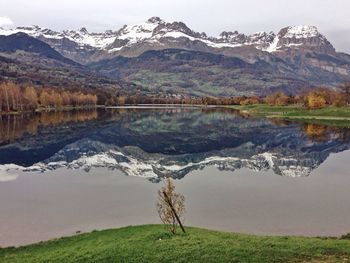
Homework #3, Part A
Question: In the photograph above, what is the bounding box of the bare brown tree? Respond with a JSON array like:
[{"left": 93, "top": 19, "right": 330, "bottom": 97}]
[
  {"left": 339, "top": 83, "right": 350, "bottom": 105},
  {"left": 157, "top": 177, "right": 186, "bottom": 234}
]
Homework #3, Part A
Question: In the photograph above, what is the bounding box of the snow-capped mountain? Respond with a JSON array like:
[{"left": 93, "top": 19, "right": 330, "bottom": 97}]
[
  {"left": 0, "top": 17, "right": 336, "bottom": 64},
  {"left": 0, "top": 25, "right": 118, "bottom": 49},
  {"left": 1, "top": 17, "right": 349, "bottom": 95},
  {"left": 268, "top": 25, "right": 335, "bottom": 53}
]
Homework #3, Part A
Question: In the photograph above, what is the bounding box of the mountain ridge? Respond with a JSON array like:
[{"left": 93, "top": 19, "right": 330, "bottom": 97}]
[
  {"left": 0, "top": 32, "right": 79, "bottom": 65},
  {"left": 0, "top": 17, "right": 350, "bottom": 96},
  {"left": 0, "top": 17, "right": 338, "bottom": 63}
]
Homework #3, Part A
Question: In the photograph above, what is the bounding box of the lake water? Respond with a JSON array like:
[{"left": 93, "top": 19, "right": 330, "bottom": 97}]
[{"left": 0, "top": 108, "right": 350, "bottom": 247}]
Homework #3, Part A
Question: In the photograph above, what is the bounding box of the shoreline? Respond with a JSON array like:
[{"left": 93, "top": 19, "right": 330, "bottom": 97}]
[
  {"left": 228, "top": 104, "right": 350, "bottom": 124},
  {"left": 0, "top": 105, "right": 100, "bottom": 116},
  {"left": 2, "top": 104, "right": 350, "bottom": 122},
  {"left": 2, "top": 223, "right": 350, "bottom": 248},
  {"left": 1, "top": 161, "right": 350, "bottom": 248},
  {"left": 2, "top": 222, "right": 349, "bottom": 249},
  {"left": 1, "top": 225, "right": 350, "bottom": 263},
  {"left": 0, "top": 104, "right": 212, "bottom": 115}
]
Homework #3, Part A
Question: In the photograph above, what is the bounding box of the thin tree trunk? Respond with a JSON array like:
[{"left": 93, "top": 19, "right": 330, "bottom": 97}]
[
  {"left": 163, "top": 191, "right": 186, "bottom": 233},
  {"left": 4, "top": 88, "right": 10, "bottom": 112}
]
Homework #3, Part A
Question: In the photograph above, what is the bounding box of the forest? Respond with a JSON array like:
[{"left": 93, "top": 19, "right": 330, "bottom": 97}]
[
  {"left": 111, "top": 83, "right": 350, "bottom": 109},
  {"left": 1, "top": 81, "right": 349, "bottom": 113},
  {"left": 0, "top": 82, "right": 98, "bottom": 112}
]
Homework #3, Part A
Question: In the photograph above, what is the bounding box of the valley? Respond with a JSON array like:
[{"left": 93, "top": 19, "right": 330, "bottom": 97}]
[{"left": 0, "top": 17, "right": 350, "bottom": 97}]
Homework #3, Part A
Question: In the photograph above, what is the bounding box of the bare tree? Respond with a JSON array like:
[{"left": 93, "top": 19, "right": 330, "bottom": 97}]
[
  {"left": 339, "top": 83, "right": 350, "bottom": 105},
  {"left": 2, "top": 83, "right": 10, "bottom": 111},
  {"left": 157, "top": 177, "right": 186, "bottom": 234}
]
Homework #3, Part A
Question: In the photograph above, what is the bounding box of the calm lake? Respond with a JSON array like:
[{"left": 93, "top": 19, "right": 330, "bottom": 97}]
[{"left": 0, "top": 107, "right": 350, "bottom": 247}]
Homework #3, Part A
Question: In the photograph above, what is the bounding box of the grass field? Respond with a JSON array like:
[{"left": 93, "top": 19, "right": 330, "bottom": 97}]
[
  {"left": 230, "top": 105, "right": 350, "bottom": 126},
  {"left": 1, "top": 225, "right": 350, "bottom": 263}
]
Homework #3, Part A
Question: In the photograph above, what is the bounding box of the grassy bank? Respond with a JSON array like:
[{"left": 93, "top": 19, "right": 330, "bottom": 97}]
[
  {"left": 230, "top": 104, "right": 350, "bottom": 125},
  {"left": 1, "top": 225, "right": 350, "bottom": 263}
]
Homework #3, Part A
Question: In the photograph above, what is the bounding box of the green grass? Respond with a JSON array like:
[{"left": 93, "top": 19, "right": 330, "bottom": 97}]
[
  {"left": 230, "top": 105, "right": 350, "bottom": 126},
  {"left": 1, "top": 225, "right": 350, "bottom": 263},
  {"left": 126, "top": 67, "right": 289, "bottom": 97}
]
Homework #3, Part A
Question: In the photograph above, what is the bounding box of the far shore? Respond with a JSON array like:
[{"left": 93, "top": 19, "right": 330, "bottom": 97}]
[
  {"left": 2, "top": 104, "right": 350, "bottom": 125},
  {"left": 228, "top": 104, "right": 350, "bottom": 125},
  {"left": 0, "top": 105, "right": 100, "bottom": 116},
  {"left": 0, "top": 104, "right": 215, "bottom": 115}
]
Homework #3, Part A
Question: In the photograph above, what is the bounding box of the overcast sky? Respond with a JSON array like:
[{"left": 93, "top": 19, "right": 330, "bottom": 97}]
[{"left": 0, "top": 0, "right": 349, "bottom": 52}]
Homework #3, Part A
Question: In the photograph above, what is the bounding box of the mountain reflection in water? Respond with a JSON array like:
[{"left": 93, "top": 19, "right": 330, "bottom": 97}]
[{"left": 0, "top": 108, "right": 349, "bottom": 181}]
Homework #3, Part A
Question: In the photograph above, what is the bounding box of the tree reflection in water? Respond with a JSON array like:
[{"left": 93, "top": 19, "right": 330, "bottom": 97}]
[{"left": 0, "top": 110, "right": 98, "bottom": 144}]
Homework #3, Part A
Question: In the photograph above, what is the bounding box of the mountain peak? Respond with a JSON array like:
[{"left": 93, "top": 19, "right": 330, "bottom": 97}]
[
  {"left": 16, "top": 25, "right": 42, "bottom": 31},
  {"left": 0, "top": 20, "right": 337, "bottom": 58},
  {"left": 274, "top": 25, "right": 334, "bottom": 53},
  {"left": 279, "top": 25, "right": 320, "bottom": 39},
  {"left": 79, "top": 27, "right": 89, "bottom": 34},
  {"left": 147, "top": 16, "right": 164, "bottom": 24}
]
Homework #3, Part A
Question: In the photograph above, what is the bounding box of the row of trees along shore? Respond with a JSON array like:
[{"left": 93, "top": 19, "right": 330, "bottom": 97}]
[
  {"left": 0, "top": 82, "right": 97, "bottom": 112},
  {"left": 264, "top": 84, "right": 350, "bottom": 109},
  {"left": 1, "top": 81, "right": 349, "bottom": 113},
  {"left": 112, "top": 83, "right": 350, "bottom": 109}
]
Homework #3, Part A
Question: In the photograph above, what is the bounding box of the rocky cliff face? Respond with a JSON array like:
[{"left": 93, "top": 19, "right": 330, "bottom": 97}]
[{"left": 274, "top": 26, "right": 335, "bottom": 53}]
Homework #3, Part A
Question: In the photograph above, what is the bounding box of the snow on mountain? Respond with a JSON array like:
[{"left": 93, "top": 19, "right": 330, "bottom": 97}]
[
  {"left": 0, "top": 25, "right": 118, "bottom": 49},
  {"left": 0, "top": 18, "right": 333, "bottom": 55},
  {"left": 0, "top": 143, "right": 315, "bottom": 181},
  {"left": 265, "top": 34, "right": 280, "bottom": 52},
  {"left": 283, "top": 25, "right": 320, "bottom": 39},
  {"left": 273, "top": 25, "right": 334, "bottom": 53},
  {"left": 116, "top": 17, "right": 163, "bottom": 44}
]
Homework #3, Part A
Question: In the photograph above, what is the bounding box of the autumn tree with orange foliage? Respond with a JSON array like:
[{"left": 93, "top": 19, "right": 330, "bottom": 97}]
[
  {"left": 305, "top": 90, "right": 327, "bottom": 109},
  {"left": 23, "top": 86, "right": 38, "bottom": 110},
  {"left": 265, "top": 92, "right": 291, "bottom": 106},
  {"left": 0, "top": 81, "right": 97, "bottom": 112},
  {"left": 240, "top": 97, "right": 260, "bottom": 105},
  {"left": 0, "top": 82, "right": 21, "bottom": 111}
]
